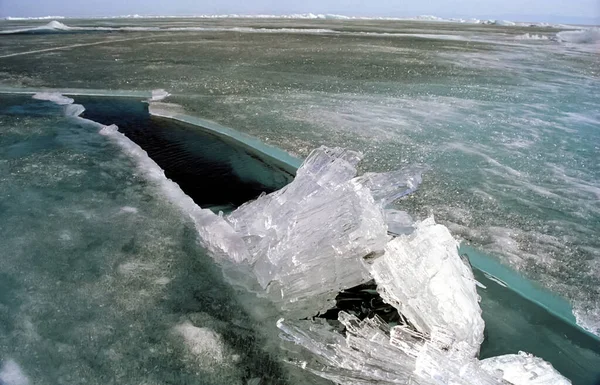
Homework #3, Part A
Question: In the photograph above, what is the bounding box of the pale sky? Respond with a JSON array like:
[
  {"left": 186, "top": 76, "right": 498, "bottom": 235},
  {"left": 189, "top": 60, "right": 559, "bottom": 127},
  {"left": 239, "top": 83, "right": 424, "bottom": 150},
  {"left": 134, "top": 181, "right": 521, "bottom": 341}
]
[{"left": 1, "top": 0, "right": 599, "bottom": 24}]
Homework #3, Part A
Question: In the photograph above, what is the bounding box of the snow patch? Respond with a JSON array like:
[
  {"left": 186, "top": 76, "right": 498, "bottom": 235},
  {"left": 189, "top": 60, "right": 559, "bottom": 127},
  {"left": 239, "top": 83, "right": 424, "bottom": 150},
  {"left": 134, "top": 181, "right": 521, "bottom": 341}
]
[
  {"left": 0, "top": 360, "right": 29, "bottom": 385},
  {"left": 120, "top": 206, "right": 138, "bottom": 214},
  {"left": 174, "top": 322, "right": 225, "bottom": 364}
]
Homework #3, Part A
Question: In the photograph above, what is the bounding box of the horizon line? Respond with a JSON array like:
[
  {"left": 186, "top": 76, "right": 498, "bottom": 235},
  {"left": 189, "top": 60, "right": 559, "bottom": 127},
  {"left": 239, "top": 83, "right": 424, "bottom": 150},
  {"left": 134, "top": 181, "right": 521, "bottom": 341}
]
[{"left": 2, "top": 12, "right": 598, "bottom": 26}]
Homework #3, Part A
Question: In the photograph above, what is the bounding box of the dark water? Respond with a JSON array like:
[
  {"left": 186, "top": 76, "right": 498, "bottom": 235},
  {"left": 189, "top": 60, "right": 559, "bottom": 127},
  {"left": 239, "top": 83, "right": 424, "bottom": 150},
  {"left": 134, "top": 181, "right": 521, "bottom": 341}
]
[
  {"left": 78, "top": 96, "right": 293, "bottom": 212},
  {"left": 475, "top": 269, "right": 600, "bottom": 385}
]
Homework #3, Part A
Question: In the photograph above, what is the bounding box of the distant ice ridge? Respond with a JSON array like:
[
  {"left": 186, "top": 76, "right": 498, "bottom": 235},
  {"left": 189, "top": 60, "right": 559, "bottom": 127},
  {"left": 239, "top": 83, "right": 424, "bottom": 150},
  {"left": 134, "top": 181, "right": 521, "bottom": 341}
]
[
  {"left": 3, "top": 14, "right": 568, "bottom": 28},
  {"left": 35, "top": 92, "right": 571, "bottom": 384},
  {"left": 0, "top": 21, "right": 336, "bottom": 35},
  {"left": 556, "top": 28, "right": 600, "bottom": 44},
  {"left": 0, "top": 20, "right": 72, "bottom": 34},
  {"left": 515, "top": 33, "right": 550, "bottom": 40},
  {"left": 4, "top": 16, "right": 65, "bottom": 20}
]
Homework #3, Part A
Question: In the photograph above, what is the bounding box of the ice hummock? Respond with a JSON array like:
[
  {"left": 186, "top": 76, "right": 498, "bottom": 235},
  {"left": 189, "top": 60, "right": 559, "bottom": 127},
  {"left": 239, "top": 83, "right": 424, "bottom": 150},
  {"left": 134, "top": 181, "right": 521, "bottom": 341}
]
[
  {"left": 222, "top": 146, "right": 567, "bottom": 384},
  {"left": 220, "top": 146, "right": 567, "bottom": 383}
]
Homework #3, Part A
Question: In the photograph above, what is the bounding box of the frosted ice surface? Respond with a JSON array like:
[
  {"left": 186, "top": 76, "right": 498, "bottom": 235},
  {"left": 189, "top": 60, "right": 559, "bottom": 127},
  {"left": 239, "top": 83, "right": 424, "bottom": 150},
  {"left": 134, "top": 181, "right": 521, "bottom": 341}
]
[
  {"left": 0, "top": 360, "right": 29, "bottom": 385},
  {"left": 480, "top": 352, "right": 571, "bottom": 385},
  {"left": 371, "top": 217, "right": 484, "bottom": 359},
  {"left": 226, "top": 147, "right": 388, "bottom": 317},
  {"left": 32, "top": 92, "right": 74, "bottom": 105}
]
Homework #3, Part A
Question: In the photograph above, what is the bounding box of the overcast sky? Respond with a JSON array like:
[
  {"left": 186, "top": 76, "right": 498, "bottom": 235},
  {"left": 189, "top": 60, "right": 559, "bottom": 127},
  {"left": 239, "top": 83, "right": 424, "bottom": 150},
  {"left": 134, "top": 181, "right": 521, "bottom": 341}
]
[{"left": 1, "top": 0, "right": 598, "bottom": 24}]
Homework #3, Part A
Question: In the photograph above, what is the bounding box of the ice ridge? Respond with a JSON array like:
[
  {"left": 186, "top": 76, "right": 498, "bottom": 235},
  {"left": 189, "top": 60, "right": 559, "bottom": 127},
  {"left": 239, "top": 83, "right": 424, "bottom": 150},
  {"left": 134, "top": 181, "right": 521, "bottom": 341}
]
[
  {"left": 556, "top": 28, "right": 600, "bottom": 44},
  {"left": 33, "top": 92, "right": 572, "bottom": 384},
  {"left": 3, "top": 13, "right": 566, "bottom": 27}
]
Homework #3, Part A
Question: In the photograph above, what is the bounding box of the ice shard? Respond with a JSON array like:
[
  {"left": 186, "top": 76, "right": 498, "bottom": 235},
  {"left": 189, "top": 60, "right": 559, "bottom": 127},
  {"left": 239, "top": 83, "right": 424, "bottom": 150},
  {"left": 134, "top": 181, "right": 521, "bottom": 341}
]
[
  {"left": 226, "top": 147, "right": 389, "bottom": 317},
  {"left": 480, "top": 352, "right": 572, "bottom": 385},
  {"left": 370, "top": 217, "right": 485, "bottom": 359},
  {"left": 354, "top": 166, "right": 426, "bottom": 207},
  {"left": 384, "top": 209, "right": 415, "bottom": 236}
]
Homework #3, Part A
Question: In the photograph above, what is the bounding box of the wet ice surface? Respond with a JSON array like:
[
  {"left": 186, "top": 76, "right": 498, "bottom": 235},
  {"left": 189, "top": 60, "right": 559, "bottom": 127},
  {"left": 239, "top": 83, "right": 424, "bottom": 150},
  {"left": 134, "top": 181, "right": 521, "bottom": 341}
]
[{"left": 0, "top": 95, "right": 310, "bottom": 385}]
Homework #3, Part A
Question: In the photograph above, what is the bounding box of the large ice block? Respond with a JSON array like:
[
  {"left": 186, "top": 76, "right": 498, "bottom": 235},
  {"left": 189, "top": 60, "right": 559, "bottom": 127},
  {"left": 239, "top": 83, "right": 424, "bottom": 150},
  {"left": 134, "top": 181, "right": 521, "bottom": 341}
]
[
  {"left": 371, "top": 217, "right": 485, "bottom": 359},
  {"left": 226, "top": 147, "right": 389, "bottom": 317}
]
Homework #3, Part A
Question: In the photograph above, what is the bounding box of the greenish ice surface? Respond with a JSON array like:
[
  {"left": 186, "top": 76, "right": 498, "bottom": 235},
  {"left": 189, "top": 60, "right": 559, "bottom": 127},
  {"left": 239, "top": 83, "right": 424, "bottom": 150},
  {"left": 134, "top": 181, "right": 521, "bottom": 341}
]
[
  {"left": 0, "top": 16, "right": 599, "bottom": 383},
  {"left": 0, "top": 94, "right": 326, "bottom": 385}
]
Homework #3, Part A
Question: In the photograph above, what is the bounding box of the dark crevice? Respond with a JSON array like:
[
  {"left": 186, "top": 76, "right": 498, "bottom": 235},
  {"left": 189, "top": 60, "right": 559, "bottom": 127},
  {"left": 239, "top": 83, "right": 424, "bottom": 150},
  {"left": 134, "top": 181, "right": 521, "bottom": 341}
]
[
  {"left": 315, "top": 280, "right": 403, "bottom": 330},
  {"left": 77, "top": 96, "right": 293, "bottom": 213}
]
